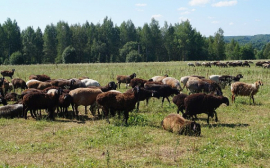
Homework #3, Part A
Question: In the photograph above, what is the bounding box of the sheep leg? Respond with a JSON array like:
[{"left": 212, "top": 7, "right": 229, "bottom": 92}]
[
  {"left": 85, "top": 106, "right": 88, "bottom": 115},
  {"left": 123, "top": 111, "right": 129, "bottom": 125},
  {"left": 251, "top": 95, "right": 255, "bottom": 104},
  {"left": 136, "top": 101, "right": 140, "bottom": 110},
  {"left": 166, "top": 97, "right": 170, "bottom": 105},
  {"left": 162, "top": 97, "right": 165, "bottom": 107},
  {"left": 231, "top": 94, "right": 235, "bottom": 103},
  {"left": 24, "top": 107, "right": 29, "bottom": 119},
  {"left": 214, "top": 111, "right": 218, "bottom": 122}
]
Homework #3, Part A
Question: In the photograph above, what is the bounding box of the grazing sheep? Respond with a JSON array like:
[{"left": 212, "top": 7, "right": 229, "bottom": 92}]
[
  {"left": 36, "top": 81, "right": 52, "bottom": 90},
  {"left": 87, "top": 81, "right": 117, "bottom": 92},
  {"left": 183, "top": 93, "right": 229, "bottom": 124},
  {"left": 187, "top": 63, "right": 195, "bottom": 67},
  {"left": 29, "top": 74, "right": 51, "bottom": 81},
  {"left": 0, "top": 104, "right": 23, "bottom": 118},
  {"left": 1, "top": 69, "right": 15, "bottom": 78},
  {"left": 129, "top": 78, "right": 149, "bottom": 88},
  {"left": 22, "top": 88, "right": 62, "bottom": 119},
  {"left": 57, "top": 93, "right": 72, "bottom": 116},
  {"left": 231, "top": 80, "right": 263, "bottom": 104},
  {"left": 172, "top": 93, "right": 188, "bottom": 114},
  {"left": 161, "top": 113, "right": 201, "bottom": 136},
  {"left": 5, "top": 92, "right": 20, "bottom": 101},
  {"left": 69, "top": 88, "right": 103, "bottom": 116},
  {"left": 116, "top": 73, "right": 136, "bottom": 89},
  {"left": 219, "top": 74, "right": 243, "bottom": 86},
  {"left": 150, "top": 75, "right": 168, "bottom": 82},
  {"left": 162, "top": 77, "right": 183, "bottom": 90},
  {"left": 125, "top": 87, "right": 160, "bottom": 110},
  {"left": 180, "top": 75, "right": 205, "bottom": 90},
  {"left": 144, "top": 84, "right": 180, "bottom": 106},
  {"left": 12, "top": 78, "right": 27, "bottom": 92},
  {"left": 186, "top": 78, "right": 222, "bottom": 95},
  {"left": 51, "top": 79, "right": 76, "bottom": 90},
  {"left": 96, "top": 86, "right": 140, "bottom": 124}
]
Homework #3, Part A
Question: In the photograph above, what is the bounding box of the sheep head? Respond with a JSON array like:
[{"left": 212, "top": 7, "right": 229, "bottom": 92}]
[
  {"left": 221, "top": 96, "right": 230, "bottom": 106},
  {"left": 190, "top": 122, "right": 201, "bottom": 136}
]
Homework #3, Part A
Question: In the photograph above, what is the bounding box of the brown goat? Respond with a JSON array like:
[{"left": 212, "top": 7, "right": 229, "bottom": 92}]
[{"left": 116, "top": 73, "right": 136, "bottom": 89}]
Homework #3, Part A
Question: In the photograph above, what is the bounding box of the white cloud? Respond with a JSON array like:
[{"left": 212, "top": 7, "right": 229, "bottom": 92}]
[
  {"left": 212, "top": 21, "right": 219, "bottom": 24},
  {"left": 212, "top": 1, "right": 237, "bottom": 7},
  {"left": 229, "top": 22, "right": 234, "bottom": 25},
  {"left": 179, "top": 17, "right": 190, "bottom": 22},
  {"left": 181, "top": 11, "right": 191, "bottom": 15},
  {"left": 178, "top": 7, "right": 188, "bottom": 11},
  {"left": 189, "top": 0, "right": 210, "bottom": 6},
  {"left": 135, "top": 3, "right": 147, "bottom": 7},
  {"left": 191, "top": 9, "right": 196, "bottom": 11},
  {"left": 151, "top": 14, "right": 162, "bottom": 19}
]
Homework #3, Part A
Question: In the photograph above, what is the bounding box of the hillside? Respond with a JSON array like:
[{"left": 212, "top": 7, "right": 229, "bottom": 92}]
[{"left": 224, "top": 34, "right": 270, "bottom": 50}]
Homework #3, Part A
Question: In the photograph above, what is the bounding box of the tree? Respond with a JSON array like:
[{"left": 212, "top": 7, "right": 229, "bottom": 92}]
[
  {"left": 62, "top": 46, "right": 77, "bottom": 63},
  {"left": 34, "top": 27, "right": 44, "bottom": 64},
  {"left": 263, "top": 43, "right": 270, "bottom": 59},
  {"left": 140, "top": 23, "right": 153, "bottom": 62},
  {"left": 55, "top": 21, "right": 72, "bottom": 63},
  {"left": 21, "top": 26, "right": 36, "bottom": 64},
  {"left": 119, "top": 41, "right": 141, "bottom": 62},
  {"left": 9, "top": 51, "right": 24, "bottom": 65},
  {"left": 2, "top": 18, "right": 22, "bottom": 61},
  {"left": 239, "top": 44, "right": 255, "bottom": 60},
  {"left": 213, "top": 28, "right": 226, "bottom": 60},
  {"left": 43, "top": 24, "right": 57, "bottom": 63}
]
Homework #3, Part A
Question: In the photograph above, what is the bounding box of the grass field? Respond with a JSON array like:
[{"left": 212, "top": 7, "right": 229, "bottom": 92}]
[{"left": 0, "top": 61, "right": 270, "bottom": 167}]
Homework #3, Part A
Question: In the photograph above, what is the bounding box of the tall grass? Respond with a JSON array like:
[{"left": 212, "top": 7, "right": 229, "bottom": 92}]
[{"left": 0, "top": 61, "right": 269, "bottom": 167}]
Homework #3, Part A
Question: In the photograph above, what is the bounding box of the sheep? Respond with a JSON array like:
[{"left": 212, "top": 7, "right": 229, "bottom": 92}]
[
  {"left": 161, "top": 113, "right": 201, "bottom": 136},
  {"left": 1, "top": 69, "right": 15, "bottom": 79},
  {"left": 202, "top": 62, "right": 211, "bottom": 67},
  {"left": 172, "top": 93, "right": 188, "bottom": 115},
  {"left": 144, "top": 84, "right": 180, "bottom": 106},
  {"left": 144, "top": 81, "right": 163, "bottom": 87},
  {"left": 87, "top": 81, "right": 117, "bottom": 92},
  {"left": 5, "top": 92, "right": 20, "bottom": 101},
  {"left": 57, "top": 93, "right": 72, "bottom": 116},
  {"left": 125, "top": 87, "right": 160, "bottom": 110},
  {"left": 1, "top": 78, "right": 11, "bottom": 95},
  {"left": 69, "top": 88, "right": 103, "bottom": 116},
  {"left": 0, "top": 94, "right": 7, "bottom": 106},
  {"left": 219, "top": 74, "right": 243, "bottom": 86},
  {"left": 26, "top": 80, "right": 41, "bottom": 89},
  {"left": 180, "top": 75, "right": 205, "bottom": 90},
  {"left": 129, "top": 78, "right": 149, "bottom": 88},
  {"left": 11, "top": 78, "right": 27, "bottom": 92},
  {"left": 29, "top": 74, "right": 51, "bottom": 81},
  {"left": 231, "top": 80, "right": 263, "bottom": 104},
  {"left": 150, "top": 75, "right": 168, "bottom": 82},
  {"left": 186, "top": 78, "right": 222, "bottom": 95},
  {"left": 80, "top": 78, "right": 100, "bottom": 87},
  {"left": 22, "top": 88, "right": 62, "bottom": 119},
  {"left": 187, "top": 63, "right": 195, "bottom": 67},
  {"left": 0, "top": 104, "right": 23, "bottom": 118},
  {"left": 116, "top": 73, "right": 136, "bottom": 89},
  {"left": 162, "top": 77, "right": 183, "bottom": 90},
  {"left": 96, "top": 86, "right": 141, "bottom": 124},
  {"left": 183, "top": 93, "right": 229, "bottom": 124},
  {"left": 51, "top": 79, "right": 76, "bottom": 90}
]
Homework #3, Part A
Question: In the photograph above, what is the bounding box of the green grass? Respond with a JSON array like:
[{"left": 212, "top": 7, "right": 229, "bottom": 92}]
[{"left": 0, "top": 61, "right": 270, "bottom": 167}]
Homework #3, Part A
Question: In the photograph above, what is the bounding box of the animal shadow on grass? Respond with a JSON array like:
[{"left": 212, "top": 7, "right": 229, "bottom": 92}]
[
  {"left": 200, "top": 122, "right": 249, "bottom": 128},
  {"left": 236, "top": 100, "right": 262, "bottom": 106}
]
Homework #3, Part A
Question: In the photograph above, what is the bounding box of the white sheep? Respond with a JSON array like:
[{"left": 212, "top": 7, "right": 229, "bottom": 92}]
[
  {"left": 162, "top": 77, "right": 182, "bottom": 90},
  {"left": 0, "top": 104, "right": 23, "bottom": 118},
  {"left": 231, "top": 80, "right": 263, "bottom": 104},
  {"left": 180, "top": 76, "right": 190, "bottom": 90},
  {"left": 80, "top": 79, "right": 100, "bottom": 87},
  {"left": 150, "top": 75, "right": 168, "bottom": 82}
]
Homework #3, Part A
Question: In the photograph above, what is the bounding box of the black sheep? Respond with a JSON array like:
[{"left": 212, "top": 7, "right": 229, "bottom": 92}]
[
  {"left": 144, "top": 84, "right": 180, "bottom": 106},
  {"left": 172, "top": 93, "right": 188, "bottom": 114},
  {"left": 183, "top": 93, "right": 229, "bottom": 124}
]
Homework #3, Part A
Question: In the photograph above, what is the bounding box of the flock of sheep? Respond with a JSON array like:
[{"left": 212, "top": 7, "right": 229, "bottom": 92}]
[{"left": 0, "top": 66, "right": 264, "bottom": 136}]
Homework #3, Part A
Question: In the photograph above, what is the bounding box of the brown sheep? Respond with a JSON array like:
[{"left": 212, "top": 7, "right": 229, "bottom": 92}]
[
  {"left": 116, "top": 73, "right": 136, "bottom": 89},
  {"left": 161, "top": 113, "right": 201, "bottom": 136},
  {"left": 231, "top": 80, "right": 263, "bottom": 104},
  {"left": 162, "top": 77, "right": 183, "bottom": 90},
  {"left": 150, "top": 75, "right": 168, "bottom": 82},
  {"left": 96, "top": 86, "right": 140, "bottom": 124},
  {"left": 172, "top": 93, "right": 188, "bottom": 114},
  {"left": 29, "top": 74, "right": 51, "bottom": 81},
  {"left": 1, "top": 69, "right": 15, "bottom": 79},
  {"left": 69, "top": 88, "right": 103, "bottom": 116},
  {"left": 12, "top": 78, "right": 27, "bottom": 92},
  {"left": 129, "top": 78, "right": 149, "bottom": 88}
]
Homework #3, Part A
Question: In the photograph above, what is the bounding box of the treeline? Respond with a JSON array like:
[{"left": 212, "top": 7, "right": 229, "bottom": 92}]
[{"left": 0, "top": 17, "right": 270, "bottom": 65}]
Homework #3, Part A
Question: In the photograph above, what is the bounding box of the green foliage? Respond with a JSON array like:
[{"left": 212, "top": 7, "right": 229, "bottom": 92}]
[
  {"left": 62, "top": 46, "right": 77, "bottom": 63},
  {"left": 9, "top": 51, "right": 24, "bottom": 64}
]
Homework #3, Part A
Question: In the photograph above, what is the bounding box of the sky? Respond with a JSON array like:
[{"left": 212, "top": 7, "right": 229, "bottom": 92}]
[{"left": 0, "top": 0, "right": 269, "bottom": 37}]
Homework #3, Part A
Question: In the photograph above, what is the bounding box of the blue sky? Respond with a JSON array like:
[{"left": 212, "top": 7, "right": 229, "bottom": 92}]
[{"left": 0, "top": 0, "right": 269, "bottom": 37}]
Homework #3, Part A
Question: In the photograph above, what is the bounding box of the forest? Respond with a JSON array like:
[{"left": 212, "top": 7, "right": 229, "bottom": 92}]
[{"left": 0, "top": 17, "right": 270, "bottom": 65}]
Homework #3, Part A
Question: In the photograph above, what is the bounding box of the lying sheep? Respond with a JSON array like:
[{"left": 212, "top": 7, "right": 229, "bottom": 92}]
[
  {"left": 96, "top": 86, "right": 140, "bottom": 124},
  {"left": 5, "top": 92, "right": 20, "bottom": 101},
  {"left": 162, "top": 77, "right": 183, "bottom": 90},
  {"left": 161, "top": 113, "right": 201, "bottom": 136},
  {"left": 69, "top": 88, "right": 103, "bottom": 116},
  {"left": 231, "top": 80, "right": 263, "bottom": 104},
  {"left": 116, "top": 73, "right": 136, "bottom": 89},
  {"left": 81, "top": 79, "right": 100, "bottom": 87},
  {"left": 0, "top": 104, "right": 23, "bottom": 118},
  {"left": 183, "top": 93, "right": 229, "bottom": 124}
]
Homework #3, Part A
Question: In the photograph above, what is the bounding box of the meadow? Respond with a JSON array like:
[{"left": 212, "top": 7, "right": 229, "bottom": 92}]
[{"left": 0, "top": 61, "right": 270, "bottom": 167}]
